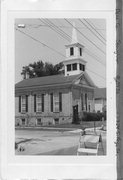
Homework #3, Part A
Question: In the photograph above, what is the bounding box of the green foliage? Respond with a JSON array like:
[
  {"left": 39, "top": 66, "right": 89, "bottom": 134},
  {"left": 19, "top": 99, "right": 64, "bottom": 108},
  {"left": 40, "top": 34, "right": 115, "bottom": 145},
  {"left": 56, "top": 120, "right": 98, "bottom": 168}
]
[
  {"left": 21, "top": 60, "right": 64, "bottom": 79},
  {"left": 82, "top": 112, "right": 106, "bottom": 121}
]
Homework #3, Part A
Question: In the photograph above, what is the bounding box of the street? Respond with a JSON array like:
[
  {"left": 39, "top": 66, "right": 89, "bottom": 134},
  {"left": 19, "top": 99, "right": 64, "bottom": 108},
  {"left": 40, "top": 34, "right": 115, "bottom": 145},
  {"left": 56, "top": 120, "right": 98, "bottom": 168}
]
[{"left": 15, "top": 128, "right": 106, "bottom": 155}]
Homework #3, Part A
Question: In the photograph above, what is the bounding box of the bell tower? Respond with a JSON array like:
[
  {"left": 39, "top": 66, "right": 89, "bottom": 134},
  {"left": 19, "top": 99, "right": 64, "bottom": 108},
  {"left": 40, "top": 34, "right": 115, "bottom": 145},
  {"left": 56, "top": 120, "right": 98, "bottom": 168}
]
[{"left": 63, "top": 22, "right": 87, "bottom": 76}]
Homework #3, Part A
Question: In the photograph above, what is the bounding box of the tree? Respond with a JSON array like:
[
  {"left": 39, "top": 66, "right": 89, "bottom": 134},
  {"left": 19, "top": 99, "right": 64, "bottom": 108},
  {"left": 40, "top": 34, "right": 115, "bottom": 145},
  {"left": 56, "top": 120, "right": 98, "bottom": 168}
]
[{"left": 21, "top": 60, "right": 64, "bottom": 79}]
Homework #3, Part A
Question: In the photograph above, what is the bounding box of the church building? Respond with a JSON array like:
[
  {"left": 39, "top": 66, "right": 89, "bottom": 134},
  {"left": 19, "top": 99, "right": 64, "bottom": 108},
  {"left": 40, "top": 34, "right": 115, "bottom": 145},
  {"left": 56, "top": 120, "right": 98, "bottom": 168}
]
[{"left": 15, "top": 24, "right": 96, "bottom": 126}]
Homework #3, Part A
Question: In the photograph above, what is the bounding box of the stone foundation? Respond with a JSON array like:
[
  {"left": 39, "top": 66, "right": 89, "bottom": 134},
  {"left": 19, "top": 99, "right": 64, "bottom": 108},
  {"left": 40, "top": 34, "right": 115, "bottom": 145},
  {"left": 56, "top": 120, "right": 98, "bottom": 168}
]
[{"left": 15, "top": 115, "right": 72, "bottom": 127}]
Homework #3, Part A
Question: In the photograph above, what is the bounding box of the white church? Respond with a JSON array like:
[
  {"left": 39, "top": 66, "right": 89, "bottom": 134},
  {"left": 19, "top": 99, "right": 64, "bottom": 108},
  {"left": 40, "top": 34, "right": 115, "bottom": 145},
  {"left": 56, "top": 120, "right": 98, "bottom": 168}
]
[{"left": 15, "top": 23, "right": 96, "bottom": 126}]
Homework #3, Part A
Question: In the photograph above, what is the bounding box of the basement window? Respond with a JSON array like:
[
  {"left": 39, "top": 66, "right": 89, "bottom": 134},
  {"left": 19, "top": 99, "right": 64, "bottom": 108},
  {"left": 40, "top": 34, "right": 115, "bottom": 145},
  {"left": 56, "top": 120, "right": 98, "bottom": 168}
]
[
  {"left": 37, "top": 118, "right": 42, "bottom": 125},
  {"left": 54, "top": 118, "right": 59, "bottom": 125},
  {"left": 22, "top": 118, "right": 26, "bottom": 125}
]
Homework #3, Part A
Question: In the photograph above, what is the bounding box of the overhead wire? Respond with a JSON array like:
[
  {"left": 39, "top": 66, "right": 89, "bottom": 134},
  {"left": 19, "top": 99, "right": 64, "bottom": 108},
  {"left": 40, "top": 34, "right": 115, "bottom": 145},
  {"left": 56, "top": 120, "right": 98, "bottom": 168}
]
[
  {"left": 83, "top": 19, "right": 106, "bottom": 41},
  {"left": 39, "top": 19, "right": 106, "bottom": 81},
  {"left": 79, "top": 19, "right": 106, "bottom": 45},
  {"left": 39, "top": 19, "right": 71, "bottom": 42},
  {"left": 40, "top": 19, "right": 105, "bottom": 66},
  {"left": 64, "top": 18, "right": 106, "bottom": 55},
  {"left": 15, "top": 27, "right": 65, "bottom": 58},
  {"left": 60, "top": 19, "right": 106, "bottom": 65},
  {"left": 15, "top": 23, "right": 106, "bottom": 81}
]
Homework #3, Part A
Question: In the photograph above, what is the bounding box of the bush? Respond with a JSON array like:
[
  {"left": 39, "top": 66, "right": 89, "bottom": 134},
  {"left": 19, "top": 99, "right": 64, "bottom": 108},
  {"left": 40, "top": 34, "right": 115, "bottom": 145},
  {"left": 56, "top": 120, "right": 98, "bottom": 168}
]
[{"left": 82, "top": 112, "right": 105, "bottom": 121}]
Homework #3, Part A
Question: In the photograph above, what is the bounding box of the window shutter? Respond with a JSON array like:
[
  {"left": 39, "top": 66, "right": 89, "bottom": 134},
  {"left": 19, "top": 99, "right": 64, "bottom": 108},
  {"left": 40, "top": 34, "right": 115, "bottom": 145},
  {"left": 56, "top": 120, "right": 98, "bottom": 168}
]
[
  {"left": 50, "top": 93, "right": 53, "bottom": 112},
  {"left": 34, "top": 94, "right": 36, "bottom": 112},
  {"left": 26, "top": 95, "right": 28, "bottom": 112},
  {"left": 42, "top": 94, "right": 44, "bottom": 112},
  {"left": 19, "top": 96, "right": 21, "bottom": 112},
  {"left": 85, "top": 93, "right": 88, "bottom": 111},
  {"left": 81, "top": 93, "right": 84, "bottom": 110},
  {"left": 59, "top": 92, "right": 62, "bottom": 112}
]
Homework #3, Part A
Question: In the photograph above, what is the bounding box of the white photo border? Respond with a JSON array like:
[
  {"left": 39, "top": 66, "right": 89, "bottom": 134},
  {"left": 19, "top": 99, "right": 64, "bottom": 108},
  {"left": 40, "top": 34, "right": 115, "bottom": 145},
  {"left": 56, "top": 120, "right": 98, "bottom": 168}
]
[{"left": 1, "top": 6, "right": 116, "bottom": 180}]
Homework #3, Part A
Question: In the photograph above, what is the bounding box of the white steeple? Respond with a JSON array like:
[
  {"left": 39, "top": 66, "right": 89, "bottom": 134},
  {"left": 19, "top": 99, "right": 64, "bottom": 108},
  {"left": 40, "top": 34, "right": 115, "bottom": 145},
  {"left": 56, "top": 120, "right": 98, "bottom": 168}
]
[
  {"left": 71, "top": 22, "right": 78, "bottom": 44},
  {"left": 63, "top": 22, "right": 86, "bottom": 76}
]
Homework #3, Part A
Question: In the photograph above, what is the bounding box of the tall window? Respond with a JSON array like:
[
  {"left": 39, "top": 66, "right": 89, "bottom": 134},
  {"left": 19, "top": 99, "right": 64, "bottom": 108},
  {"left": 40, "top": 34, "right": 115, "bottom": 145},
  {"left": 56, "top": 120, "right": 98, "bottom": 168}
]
[
  {"left": 72, "top": 63, "right": 77, "bottom": 70},
  {"left": 80, "top": 48, "right": 82, "bottom": 56},
  {"left": 67, "top": 64, "right": 71, "bottom": 71},
  {"left": 54, "top": 93, "right": 59, "bottom": 112},
  {"left": 19, "top": 95, "right": 28, "bottom": 113},
  {"left": 36, "top": 94, "right": 42, "bottom": 112},
  {"left": 34, "top": 94, "right": 44, "bottom": 112},
  {"left": 50, "top": 93, "right": 62, "bottom": 112},
  {"left": 70, "top": 47, "right": 74, "bottom": 56}
]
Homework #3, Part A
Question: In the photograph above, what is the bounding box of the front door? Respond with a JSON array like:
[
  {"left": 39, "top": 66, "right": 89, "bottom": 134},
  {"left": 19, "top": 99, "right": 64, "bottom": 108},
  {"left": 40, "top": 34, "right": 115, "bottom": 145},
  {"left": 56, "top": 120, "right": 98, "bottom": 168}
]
[{"left": 73, "top": 105, "right": 79, "bottom": 124}]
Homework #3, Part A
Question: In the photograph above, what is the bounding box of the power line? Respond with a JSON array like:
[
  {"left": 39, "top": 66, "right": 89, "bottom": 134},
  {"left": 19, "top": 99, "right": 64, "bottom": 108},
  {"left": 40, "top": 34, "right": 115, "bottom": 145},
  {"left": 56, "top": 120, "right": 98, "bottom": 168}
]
[
  {"left": 64, "top": 19, "right": 106, "bottom": 55},
  {"left": 79, "top": 19, "right": 106, "bottom": 45},
  {"left": 84, "top": 19, "right": 106, "bottom": 42},
  {"left": 15, "top": 27, "right": 65, "bottom": 58},
  {"left": 39, "top": 19, "right": 71, "bottom": 42},
  {"left": 42, "top": 19, "right": 105, "bottom": 66},
  {"left": 15, "top": 26, "right": 106, "bottom": 81}
]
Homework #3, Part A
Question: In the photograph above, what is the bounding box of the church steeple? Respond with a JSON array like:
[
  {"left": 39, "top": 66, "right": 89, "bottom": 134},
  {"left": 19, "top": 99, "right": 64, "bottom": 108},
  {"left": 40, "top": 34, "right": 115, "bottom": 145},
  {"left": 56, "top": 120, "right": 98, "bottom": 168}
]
[{"left": 63, "top": 22, "right": 87, "bottom": 76}]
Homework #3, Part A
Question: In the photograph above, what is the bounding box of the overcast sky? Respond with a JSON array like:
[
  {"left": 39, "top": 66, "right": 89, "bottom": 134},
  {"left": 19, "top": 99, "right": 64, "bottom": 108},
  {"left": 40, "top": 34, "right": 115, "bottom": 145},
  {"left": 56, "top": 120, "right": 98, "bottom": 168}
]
[{"left": 15, "top": 18, "right": 106, "bottom": 87}]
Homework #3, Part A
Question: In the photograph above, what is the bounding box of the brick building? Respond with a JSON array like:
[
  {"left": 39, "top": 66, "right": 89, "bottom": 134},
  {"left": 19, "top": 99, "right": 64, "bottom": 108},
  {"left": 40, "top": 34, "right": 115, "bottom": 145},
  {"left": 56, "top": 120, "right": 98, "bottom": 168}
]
[{"left": 15, "top": 24, "right": 96, "bottom": 126}]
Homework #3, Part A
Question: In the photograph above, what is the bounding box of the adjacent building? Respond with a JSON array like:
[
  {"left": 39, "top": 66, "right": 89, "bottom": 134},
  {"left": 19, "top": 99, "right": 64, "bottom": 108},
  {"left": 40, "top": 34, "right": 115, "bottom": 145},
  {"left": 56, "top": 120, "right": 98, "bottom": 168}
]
[
  {"left": 15, "top": 24, "right": 96, "bottom": 126},
  {"left": 94, "top": 88, "right": 106, "bottom": 113}
]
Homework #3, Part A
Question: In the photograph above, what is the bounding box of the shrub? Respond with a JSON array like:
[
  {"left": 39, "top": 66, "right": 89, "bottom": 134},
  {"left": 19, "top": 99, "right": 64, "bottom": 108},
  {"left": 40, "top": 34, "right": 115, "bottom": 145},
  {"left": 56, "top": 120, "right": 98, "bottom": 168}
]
[{"left": 82, "top": 112, "right": 105, "bottom": 121}]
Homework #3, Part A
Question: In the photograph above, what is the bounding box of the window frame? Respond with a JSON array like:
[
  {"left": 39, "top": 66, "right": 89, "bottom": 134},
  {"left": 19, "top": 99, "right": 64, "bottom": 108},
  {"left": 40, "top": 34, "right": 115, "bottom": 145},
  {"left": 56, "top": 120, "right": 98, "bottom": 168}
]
[
  {"left": 37, "top": 118, "right": 42, "bottom": 126},
  {"left": 72, "top": 63, "right": 77, "bottom": 71},
  {"left": 80, "top": 47, "right": 82, "bottom": 56},
  {"left": 70, "top": 47, "right": 74, "bottom": 56},
  {"left": 21, "top": 118, "right": 26, "bottom": 125},
  {"left": 21, "top": 95, "right": 26, "bottom": 113},
  {"left": 67, "top": 64, "right": 71, "bottom": 71},
  {"left": 34, "top": 94, "right": 44, "bottom": 113},
  {"left": 50, "top": 92, "right": 62, "bottom": 112},
  {"left": 54, "top": 93, "right": 59, "bottom": 112}
]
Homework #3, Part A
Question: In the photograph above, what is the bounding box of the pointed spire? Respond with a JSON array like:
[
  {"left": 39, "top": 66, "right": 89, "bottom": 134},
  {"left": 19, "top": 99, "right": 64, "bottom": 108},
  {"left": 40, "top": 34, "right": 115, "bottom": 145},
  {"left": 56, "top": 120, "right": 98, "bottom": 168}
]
[{"left": 71, "top": 22, "right": 78, "bottom": 44}]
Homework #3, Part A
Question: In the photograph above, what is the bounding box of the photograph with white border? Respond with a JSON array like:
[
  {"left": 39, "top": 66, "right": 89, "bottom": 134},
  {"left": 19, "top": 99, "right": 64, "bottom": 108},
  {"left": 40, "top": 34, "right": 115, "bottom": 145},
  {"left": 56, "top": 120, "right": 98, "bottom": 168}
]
[{"left": 0, "top": 1, "right": 116, "bottom": 179}]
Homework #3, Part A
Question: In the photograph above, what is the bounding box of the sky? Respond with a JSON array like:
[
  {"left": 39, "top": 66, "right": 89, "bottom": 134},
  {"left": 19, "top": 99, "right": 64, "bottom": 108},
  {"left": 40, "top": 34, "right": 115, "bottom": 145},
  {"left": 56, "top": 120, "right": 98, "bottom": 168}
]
[{"left": 15, "top": 18, "right": 106, "bottom": 87}]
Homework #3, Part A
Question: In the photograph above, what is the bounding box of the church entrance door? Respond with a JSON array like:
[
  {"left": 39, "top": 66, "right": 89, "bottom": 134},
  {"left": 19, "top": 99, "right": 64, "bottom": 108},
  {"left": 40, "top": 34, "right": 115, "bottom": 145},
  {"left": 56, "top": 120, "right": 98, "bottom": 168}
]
[{"left": 73, "top": 105, "right": 79, "bottom": 124}]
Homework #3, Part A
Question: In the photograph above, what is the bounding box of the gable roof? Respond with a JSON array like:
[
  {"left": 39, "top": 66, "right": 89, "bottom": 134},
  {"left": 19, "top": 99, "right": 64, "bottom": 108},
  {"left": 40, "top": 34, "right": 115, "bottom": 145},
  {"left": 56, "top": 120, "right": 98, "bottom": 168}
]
[
  {"left": 15, "top": 72, "right": 95, "bottom": 90},
  {"left": 94, "top": 88, "right": 106, "bottom": 99}
]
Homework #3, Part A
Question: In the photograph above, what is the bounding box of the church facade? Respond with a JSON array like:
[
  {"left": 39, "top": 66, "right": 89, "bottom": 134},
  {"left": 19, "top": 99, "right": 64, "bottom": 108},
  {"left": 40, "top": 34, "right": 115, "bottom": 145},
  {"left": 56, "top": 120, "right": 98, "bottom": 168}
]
[{"left": 15, "top": 24, "right": 96, "bottom": 126}]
